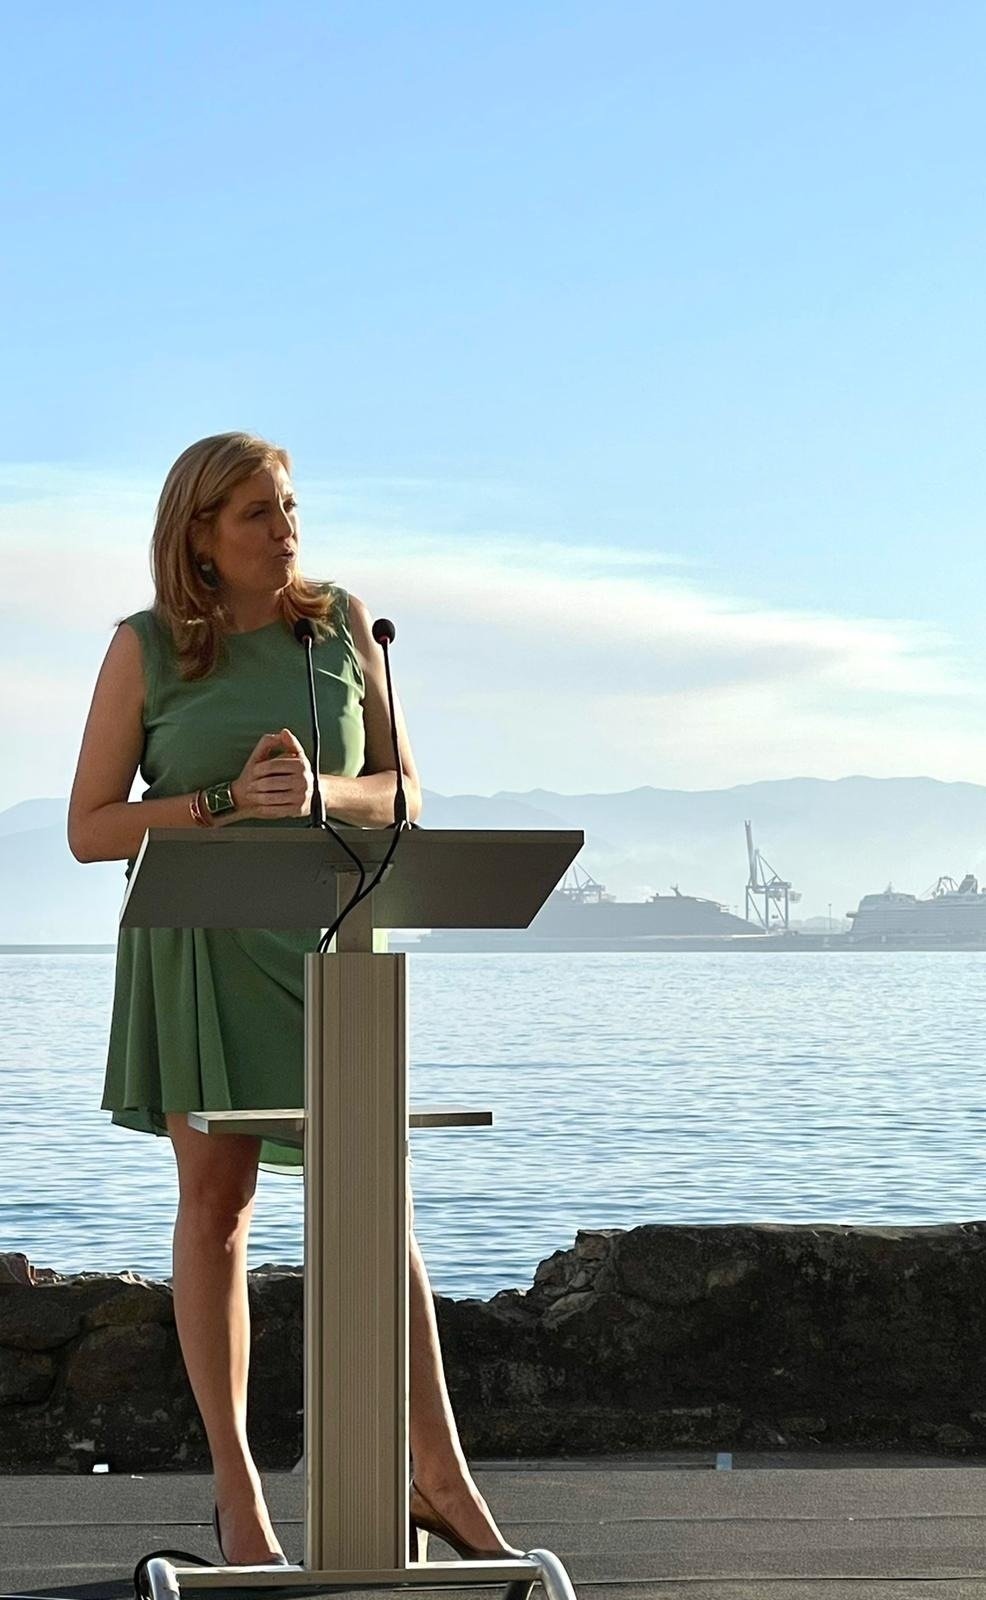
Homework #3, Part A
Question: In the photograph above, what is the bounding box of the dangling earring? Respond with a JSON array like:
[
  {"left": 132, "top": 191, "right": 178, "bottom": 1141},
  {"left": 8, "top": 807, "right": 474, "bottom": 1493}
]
[{"left": 196, "top": 557, "right": 219, "bottom": 590}]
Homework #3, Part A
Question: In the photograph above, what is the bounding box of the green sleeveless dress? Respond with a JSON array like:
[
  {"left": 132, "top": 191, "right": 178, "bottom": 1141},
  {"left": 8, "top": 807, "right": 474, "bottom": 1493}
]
[{"left": 100, "top": 585, "right": 366, "bottom": 1175}]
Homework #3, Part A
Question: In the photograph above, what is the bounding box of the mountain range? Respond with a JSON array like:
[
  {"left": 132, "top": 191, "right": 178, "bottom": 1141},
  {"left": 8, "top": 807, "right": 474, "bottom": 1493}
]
[{"left": 3, "top": 777, "right": 986, "bottom": 942}]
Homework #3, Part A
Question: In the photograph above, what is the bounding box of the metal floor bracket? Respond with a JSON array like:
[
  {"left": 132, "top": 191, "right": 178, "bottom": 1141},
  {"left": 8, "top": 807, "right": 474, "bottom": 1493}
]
[{"left": 145, "top": 1546, "right": 577, "bottom": 1600}]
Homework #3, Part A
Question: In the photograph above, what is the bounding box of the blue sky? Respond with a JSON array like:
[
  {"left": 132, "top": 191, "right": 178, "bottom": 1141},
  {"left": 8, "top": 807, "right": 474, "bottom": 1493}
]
[{"left": 2, "top": 2, "right": 985, "bottom": 809}]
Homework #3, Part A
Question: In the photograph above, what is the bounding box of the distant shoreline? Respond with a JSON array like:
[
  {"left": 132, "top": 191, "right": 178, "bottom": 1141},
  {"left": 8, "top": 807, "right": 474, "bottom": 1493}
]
[
  {"left": 3, "top": 938, "right": 985, "bottom": 956},
  {"left": 0, "top": 944, "right": 115, "bottom": 953}
]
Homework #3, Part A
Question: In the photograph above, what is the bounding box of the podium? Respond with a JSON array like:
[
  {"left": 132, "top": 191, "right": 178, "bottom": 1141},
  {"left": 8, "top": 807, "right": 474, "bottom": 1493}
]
[{"left": 121, "top": 825, "right": 583, "bottom": 1600}]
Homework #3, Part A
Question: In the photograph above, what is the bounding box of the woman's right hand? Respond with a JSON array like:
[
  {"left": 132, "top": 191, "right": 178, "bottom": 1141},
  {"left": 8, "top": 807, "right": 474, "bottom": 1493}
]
[{"left": 231, "top": 728, "right": 314, "bottom": 820}]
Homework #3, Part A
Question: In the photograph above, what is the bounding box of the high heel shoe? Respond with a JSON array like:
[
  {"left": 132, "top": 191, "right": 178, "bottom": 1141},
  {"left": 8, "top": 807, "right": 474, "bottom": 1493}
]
[
  {"left": 212, "top": 1501, "right": 289, "bottom": 1567},
  {"left": 408, "top": 1476, "right": 525, "bottom": 1562}
]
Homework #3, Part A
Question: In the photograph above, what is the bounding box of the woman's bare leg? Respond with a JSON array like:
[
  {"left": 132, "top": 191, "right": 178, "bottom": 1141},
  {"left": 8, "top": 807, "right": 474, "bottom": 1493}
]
[
  {"left": 407, "top": 1194, "right": 514, "bottom": 1553},
  {"left": 166, "top": 1114, "right": 284, "bottom": 1565},
  {"left": 167, "top": 1117, "right": 510, "bottom": 1559}
]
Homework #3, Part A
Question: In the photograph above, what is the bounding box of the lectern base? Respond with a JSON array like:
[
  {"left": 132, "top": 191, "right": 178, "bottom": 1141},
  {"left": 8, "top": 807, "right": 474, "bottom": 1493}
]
[{"left": 145, "top": 1549, "right": 578, "bottom": 1600}]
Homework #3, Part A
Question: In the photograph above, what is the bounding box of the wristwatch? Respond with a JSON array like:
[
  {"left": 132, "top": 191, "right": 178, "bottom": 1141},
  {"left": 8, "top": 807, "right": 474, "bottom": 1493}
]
[{"left": 203, "top": 779, "right": 237, "bottom": 820}]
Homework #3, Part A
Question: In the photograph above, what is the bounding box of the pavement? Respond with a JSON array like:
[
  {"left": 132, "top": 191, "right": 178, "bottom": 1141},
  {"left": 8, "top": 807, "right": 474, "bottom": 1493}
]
[{"left": 6, "top": 1451, "right": 986, "bottom": 1600}]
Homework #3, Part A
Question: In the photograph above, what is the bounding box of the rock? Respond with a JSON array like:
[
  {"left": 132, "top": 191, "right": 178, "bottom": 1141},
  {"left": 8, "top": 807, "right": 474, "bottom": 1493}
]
[
  {"left": 528, "top": 1229, "right": 622, "bottom": 1307},
  {"left": 542, "top": 1289, "right": 595, "bottom": 1328},
  {"left": 0, "top": 1253, "right": 61, "bottom": 1287},
  {"left": 706, "top": 1258, "right": 756, "bottom": 1291},
  {"left": 63, "top": 1323, "right": 175, "bottom": 1403},
  {"left": 779, "top": 1414, "right": 829, "bottom": 1437},
  {"left": 933, "top": 1422, "right": 976, "bottom": 1448},
  {"left": 83, "top": 1279, "right": 174, "bottom": 1329},
  {"left": 0, "top": 1346, "right": 56, "bottom": 1403},
  {"left": 0, "top": 1287, "right": 85, "bottom": 1351},
  {"left": 5, "top": 1225, "right": 986, "bottom": 1469}
]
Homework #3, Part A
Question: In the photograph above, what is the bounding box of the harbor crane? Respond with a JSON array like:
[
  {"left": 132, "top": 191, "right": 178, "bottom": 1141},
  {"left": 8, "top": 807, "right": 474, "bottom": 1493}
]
[
  {"left": 556, "top": 863, "right": 614, "bottom": 904},
  {"left": 744, "top": 820, "right": 801, "bottom": 932}
]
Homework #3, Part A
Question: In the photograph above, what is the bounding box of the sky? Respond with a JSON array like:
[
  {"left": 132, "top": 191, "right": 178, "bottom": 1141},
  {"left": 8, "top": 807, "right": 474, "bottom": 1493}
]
[{"left": 2, "top": 1, "right": 985, "bottom": 811}]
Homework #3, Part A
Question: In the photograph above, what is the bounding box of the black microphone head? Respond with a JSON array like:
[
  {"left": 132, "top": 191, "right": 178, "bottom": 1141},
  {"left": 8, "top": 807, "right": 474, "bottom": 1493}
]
[
  {"left": 372, "top": 617, "right": 396, "bottom": 645},
  {"left": 293, "top": 617, "right": 317, "bottom": 645}
]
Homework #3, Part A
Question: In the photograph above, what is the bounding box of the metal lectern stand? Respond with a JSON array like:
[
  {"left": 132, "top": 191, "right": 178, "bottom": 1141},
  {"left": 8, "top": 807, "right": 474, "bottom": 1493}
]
[{"left": 120, "top": 825, "right": 583, "bottom": 1600}]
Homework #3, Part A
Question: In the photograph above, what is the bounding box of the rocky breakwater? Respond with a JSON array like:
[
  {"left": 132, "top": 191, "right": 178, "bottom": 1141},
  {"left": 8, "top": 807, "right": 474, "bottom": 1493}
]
[
  {"left": 4, "top": 1220, "right": 986, "bottom": 1471},
  {"left": 0, "top": 1251, "right": 303, "bottom": 1473}
]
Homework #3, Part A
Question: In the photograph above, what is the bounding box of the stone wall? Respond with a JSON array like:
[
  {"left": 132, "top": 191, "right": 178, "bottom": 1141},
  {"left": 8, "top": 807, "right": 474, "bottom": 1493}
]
[{"left": 3, "top": 1220, "right": 986, "bottom": 1472}]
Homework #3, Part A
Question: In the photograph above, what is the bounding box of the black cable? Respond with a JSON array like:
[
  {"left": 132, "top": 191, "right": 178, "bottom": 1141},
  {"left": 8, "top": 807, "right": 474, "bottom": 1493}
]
[
  {"left": 316, "top": 816, "right": 409, "bottom": 953},
  {"left": 316, "top": 828, "right": 368, "bottom": 951}
]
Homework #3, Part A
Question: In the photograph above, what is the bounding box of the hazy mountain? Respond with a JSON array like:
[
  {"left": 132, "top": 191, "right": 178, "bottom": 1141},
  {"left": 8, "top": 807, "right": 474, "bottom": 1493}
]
[
  {"left": 3, "top": 776, "right": 986, "bottom": 942},
  {"left": 493, "top": 776, "right": 986, "bottom": 922},
  {"left": 0, "top": 798, "right": 66, "bottom": 837}
]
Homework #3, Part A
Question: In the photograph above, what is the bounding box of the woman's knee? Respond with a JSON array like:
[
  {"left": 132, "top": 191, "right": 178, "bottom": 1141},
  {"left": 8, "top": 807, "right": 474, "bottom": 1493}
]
[{"left": 167, "top": 1112, "right": 260, "bottom": 1216}]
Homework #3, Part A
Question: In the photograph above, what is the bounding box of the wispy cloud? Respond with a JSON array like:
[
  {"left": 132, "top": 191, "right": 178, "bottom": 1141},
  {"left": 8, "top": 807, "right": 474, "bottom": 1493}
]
[{"left": 0, "top": 462, "right": 983, "bottom": 807}]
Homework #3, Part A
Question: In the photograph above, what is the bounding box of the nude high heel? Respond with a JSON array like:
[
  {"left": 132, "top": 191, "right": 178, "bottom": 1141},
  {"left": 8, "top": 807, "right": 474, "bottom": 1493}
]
[
  {"left": 212, "top": 1501, "right": 289, "bottom": 1567},
  {"left": 408, "top": 1477, "right": 524, "bottom": 1562}
]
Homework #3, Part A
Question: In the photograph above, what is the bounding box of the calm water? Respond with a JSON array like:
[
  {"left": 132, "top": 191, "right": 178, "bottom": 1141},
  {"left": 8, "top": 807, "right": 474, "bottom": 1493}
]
[{"left": 2, "top": 951, "right": 986, "bottom": 1299}]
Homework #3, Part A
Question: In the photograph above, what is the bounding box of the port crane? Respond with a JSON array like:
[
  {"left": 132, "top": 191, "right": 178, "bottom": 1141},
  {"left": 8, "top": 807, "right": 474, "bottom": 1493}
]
[
  {"left": 744, "top": 820, "right": 801, "bottom": 932},
  {"left": 556, "top": 863, "right": 615, "bottom": 904}
]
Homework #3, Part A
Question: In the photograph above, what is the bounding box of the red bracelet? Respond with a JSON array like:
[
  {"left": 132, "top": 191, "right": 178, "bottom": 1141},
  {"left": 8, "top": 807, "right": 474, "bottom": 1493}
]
[{"left": 189, "top": 788, "right": 212, "bottom": 827}]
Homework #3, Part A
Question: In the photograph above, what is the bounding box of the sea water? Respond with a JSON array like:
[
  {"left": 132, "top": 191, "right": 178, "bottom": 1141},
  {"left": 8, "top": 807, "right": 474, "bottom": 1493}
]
[{"left": 2, "top": 950, "right": 985, "bottom": 1299}]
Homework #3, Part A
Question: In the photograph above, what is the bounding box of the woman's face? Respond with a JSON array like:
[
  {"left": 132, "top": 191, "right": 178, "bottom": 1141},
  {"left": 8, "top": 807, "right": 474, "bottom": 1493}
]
[{"left": 197, "top": 464, "right": 300, "bottom": 594}]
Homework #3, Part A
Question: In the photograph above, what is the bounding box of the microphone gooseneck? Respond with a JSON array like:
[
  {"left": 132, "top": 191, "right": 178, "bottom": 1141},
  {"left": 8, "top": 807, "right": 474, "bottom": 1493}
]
[
  {"left": 293, "top": 615, "right": 366, "bottom": 939},
  {"left": 316, "top": 613, "right": 411, "bottom": 954},
  {"left": 370, "top": 617, "right": 407, "bottom": 828},
  {"left": 292, "top": 617, "right": 325, "bottom": 828}
]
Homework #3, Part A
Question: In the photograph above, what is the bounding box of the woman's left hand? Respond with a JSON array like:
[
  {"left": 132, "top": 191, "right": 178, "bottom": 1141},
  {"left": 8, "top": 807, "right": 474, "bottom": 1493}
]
[{"left": 248, "top": 726, "right": 315, "bottom": 818}]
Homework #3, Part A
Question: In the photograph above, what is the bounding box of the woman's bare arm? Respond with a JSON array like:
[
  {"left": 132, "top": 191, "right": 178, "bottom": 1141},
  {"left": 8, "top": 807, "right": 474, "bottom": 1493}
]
[
  {"left": 318, "top": 594, "right": 423, "bottom": 828},
  {"left": 67, "top": 624, "right": 243, "bottom": 863}
]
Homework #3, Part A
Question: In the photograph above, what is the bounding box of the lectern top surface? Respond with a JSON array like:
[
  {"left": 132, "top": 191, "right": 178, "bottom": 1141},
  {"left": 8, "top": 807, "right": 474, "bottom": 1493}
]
[{"left": 120, "top": 825, "right": 584, "bottom": 930}]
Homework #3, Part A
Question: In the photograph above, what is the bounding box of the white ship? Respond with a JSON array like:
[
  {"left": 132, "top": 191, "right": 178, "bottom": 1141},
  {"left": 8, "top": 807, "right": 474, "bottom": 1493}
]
[{"left": 847, "top": 873, "right": 986, "bottom": 944}]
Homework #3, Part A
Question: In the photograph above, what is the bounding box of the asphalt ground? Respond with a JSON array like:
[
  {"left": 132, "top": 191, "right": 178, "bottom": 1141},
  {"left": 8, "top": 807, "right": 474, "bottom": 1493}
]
[{"left": 6, "top": 1452, "right": 986, "bottom": 1600}]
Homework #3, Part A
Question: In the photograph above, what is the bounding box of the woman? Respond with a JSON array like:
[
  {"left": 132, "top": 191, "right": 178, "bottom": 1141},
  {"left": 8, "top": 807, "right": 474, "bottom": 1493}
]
[{"left": 68, "top": 431, "right": 521, "bottom": 1568}]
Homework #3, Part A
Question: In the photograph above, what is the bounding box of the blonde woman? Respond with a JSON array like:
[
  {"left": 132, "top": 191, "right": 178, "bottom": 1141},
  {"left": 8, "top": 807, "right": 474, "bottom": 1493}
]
[{"left": 68, "top": 432, "right": 521, "bottom": 1567}]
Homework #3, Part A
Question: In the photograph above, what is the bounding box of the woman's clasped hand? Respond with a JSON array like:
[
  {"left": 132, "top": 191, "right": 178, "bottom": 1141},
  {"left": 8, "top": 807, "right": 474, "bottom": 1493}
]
[{"left": 230, "top": 727, "right": 315, "bottom": 820}]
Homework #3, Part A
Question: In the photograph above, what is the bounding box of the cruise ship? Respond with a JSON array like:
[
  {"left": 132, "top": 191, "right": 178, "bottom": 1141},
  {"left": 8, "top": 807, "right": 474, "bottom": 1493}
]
[
  {"left": 847, "top": 874, "right": 986, "bottom": 946},
  {"left": 404, "top": 866, "right": 761, "bottom": 951}
]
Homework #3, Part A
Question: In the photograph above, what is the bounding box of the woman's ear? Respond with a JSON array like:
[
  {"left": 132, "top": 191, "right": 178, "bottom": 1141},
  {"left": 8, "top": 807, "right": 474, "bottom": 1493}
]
[{"left": 189, "top": 515, "right": 210, "bottom": 563}]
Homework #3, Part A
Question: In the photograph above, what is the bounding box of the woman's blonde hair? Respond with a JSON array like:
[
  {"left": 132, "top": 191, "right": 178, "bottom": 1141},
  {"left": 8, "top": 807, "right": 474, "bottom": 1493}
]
[{"left": 150, "top": 431, "right": 336, "bottom": 680}]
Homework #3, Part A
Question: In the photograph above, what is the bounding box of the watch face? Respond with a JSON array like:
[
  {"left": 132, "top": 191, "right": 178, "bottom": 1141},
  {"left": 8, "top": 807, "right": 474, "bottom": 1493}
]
[{"left": 205, "top": 782, "right": 235, "bottom": 815}]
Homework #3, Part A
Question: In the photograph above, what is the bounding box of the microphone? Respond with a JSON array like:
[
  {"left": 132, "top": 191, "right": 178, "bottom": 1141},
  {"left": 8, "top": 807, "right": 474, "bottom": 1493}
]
[
  {"left": 293, "top": 611, "right": 366, "bottom": 942},
  {"left": 316, "top": 612, "right": 411, "bottom": 953},
  {"left": 293, "top": 617, "right": 326, "bottom": 827},
  {"left": 371, "top": 617, "right": 408, "bottom": 828}
]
